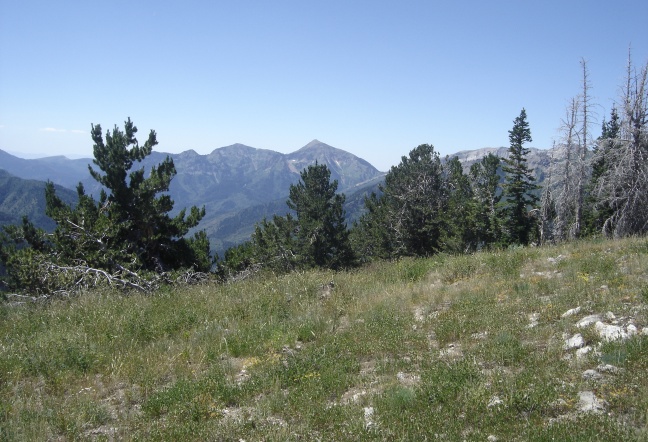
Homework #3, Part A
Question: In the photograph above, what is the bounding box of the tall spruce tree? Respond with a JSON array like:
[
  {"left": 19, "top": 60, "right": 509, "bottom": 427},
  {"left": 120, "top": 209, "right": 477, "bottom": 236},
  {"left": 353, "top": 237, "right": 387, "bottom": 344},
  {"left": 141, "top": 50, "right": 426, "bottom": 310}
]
[{"left": 502, "top": 108, "right": 539, "bottom": 245}]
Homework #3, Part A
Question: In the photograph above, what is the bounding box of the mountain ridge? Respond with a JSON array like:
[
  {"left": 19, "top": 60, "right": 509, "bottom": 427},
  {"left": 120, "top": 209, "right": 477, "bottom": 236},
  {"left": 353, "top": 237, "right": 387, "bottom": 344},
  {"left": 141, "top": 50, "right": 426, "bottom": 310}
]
[{"left": 0, "top": 142, "right": 554, "bottom": 255}]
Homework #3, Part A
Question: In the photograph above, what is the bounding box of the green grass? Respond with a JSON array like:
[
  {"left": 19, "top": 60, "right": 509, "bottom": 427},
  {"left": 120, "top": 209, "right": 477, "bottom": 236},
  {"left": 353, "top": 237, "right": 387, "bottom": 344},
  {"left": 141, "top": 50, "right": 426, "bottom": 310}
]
[{"left": 1, "top": 237, "right": 648, "bottom": 440}]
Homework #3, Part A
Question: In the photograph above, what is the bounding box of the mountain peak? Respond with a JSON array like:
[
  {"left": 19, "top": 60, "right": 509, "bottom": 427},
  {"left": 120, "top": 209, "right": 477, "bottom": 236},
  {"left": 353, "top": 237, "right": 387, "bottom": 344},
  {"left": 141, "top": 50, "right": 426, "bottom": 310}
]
[
  {"left": 305, "top": 139, "right": 322, "bottom": 147},
  {"left": 298, "top": 139, "right": 336, "bottom": 152}
]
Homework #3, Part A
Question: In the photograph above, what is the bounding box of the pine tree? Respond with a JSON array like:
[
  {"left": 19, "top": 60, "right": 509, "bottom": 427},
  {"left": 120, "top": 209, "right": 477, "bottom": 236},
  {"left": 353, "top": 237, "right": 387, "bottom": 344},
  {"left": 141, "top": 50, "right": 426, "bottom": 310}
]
[
  {"left": 583, "top": 106, "right": 620, "bottom": 235},
  {"left": 1, "top": 119, "right": 212, "bottom": 294},
  {"left": 443, "top": 156, "right": 475, "bottom": 252},
  {"left": 86, "top": 118, "right": 209, "bottom": 271},
  {"left": 352, "top": 144, "right": 445, "bottom": 258},
  {"left": 287, "top": 162, "right": 355, "bottom": 269},
  {"left": 502, "top": 109, "right": 539, "bottom": 245},
  {"left": 469, "top": 153, "right": 503, "bottom": 247}
]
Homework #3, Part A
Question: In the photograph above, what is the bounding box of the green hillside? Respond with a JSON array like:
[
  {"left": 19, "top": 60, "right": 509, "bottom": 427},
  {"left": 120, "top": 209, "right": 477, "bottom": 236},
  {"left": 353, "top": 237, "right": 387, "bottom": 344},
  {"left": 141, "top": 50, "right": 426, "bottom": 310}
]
[
  {"left": 0, "top": 169, "right": 78, "bottom": 231},
  {"left": 2, "top": 236, "right": 647, "bottom": 440}
]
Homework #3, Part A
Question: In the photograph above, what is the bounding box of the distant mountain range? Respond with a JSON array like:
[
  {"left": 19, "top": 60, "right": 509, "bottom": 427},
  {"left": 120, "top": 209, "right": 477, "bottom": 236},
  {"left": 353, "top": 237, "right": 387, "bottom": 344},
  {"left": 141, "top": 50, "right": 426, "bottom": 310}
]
[
  {"left": 0, "top": 141, "right": 552, "bottom": 256},
  {"left": 0, "top": 140, "right": 385, "bottom": 255},
  {"left": 0, "top": 169, "right": 78, "bottom": 231}
]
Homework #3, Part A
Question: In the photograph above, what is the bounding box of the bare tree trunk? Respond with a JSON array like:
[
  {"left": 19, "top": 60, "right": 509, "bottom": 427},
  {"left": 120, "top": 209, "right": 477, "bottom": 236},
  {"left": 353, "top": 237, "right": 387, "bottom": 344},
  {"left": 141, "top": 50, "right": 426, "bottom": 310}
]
[
  {"left": 573, "top": 58, "right": 592, "bottom": 238},
  {"left": 552, "top": 97, "right": 580, "bottom": 241}
]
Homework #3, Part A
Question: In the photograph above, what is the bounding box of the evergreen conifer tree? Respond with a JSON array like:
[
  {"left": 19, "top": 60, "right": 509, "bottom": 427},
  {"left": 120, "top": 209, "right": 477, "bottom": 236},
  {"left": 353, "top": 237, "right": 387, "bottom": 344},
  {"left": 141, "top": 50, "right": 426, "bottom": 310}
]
[
  {"left": 502, "top": 109, "right": 539, "bottom": 245},
  {"left": 352, "top": 144, "right": 445, "bottom": 259},
  {"left": 0, "top": 118, "right": 212, "bottom": 294},
  {"left": 287, "top": 162, "right": 355, "bottom": 269},
  {"left": 469, "top": 153, "right": 503, "bottom": 247}
]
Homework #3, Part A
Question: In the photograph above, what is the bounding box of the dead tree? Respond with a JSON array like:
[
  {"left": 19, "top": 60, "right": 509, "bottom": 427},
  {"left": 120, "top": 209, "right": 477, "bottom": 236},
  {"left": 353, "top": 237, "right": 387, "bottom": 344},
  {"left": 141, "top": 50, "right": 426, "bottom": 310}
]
[
  {"left": 595, "top": 54, "right": 648, "bottom": 237},
  {"left": 548, "top": 59, "right": 595, "bottom": 241}
]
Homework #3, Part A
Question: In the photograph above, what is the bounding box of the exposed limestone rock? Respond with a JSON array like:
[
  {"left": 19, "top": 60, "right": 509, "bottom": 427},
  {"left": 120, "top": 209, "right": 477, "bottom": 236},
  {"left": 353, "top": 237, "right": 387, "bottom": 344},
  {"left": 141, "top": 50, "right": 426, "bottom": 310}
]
[
  {"left": 605, "top": 311, "right": 616, "bottom": 320},
  {"left": 488, "top": 396, "right": 503, "bottom": 408},
  {"left": 597, "top": 364, "right": 620, "bottom": 374},
  {"left": 577, "top": 391, "right": 606, "bottom": 413},
  {"left": 364, "top": 406, "right": 375, "bottom": 429},
  {"left": 471, "top": 331, "right": 489, "bottom": 340},
  {"left": 340, "top": 388, "right": 368, "bottom": 405},
  {"left": 561, "top": 307, "right": 581, "bottom": 318},
  {"left": 396, "top": 372, "right": 421, "bottom": 387},
  {"left": 576, "top": 314, "right": 602, "bottom": 328},
  {"left": 595, "top": 321, "right": 628, "bottom": 341},
  {"left": 547, "top": 254, "right": 566, "bottom": 264},
  {"left": 439, "top": 343, "right": 463, "bottom": 360},
  {"left": 563, "top": 333, "right": 585, "bottom": 350},
  {"left": 576, "top": 346, "right": 593, "bottom": 359},
  {"left": 582, "top": 369, "right": 603, "bottom": 381}
]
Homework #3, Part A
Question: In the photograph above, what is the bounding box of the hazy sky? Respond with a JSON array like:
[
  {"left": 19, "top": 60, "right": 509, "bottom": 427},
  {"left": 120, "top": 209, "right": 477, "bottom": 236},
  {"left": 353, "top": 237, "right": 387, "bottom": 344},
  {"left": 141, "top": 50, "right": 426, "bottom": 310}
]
[{"left": 1, "top": 1, "right": 647, "bottom": 171}]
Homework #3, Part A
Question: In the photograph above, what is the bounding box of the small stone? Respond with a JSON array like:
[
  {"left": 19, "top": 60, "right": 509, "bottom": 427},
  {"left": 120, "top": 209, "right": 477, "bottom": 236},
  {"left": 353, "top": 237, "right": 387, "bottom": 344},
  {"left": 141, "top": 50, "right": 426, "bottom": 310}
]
[
  {"left": 576, "top": 346, "right": 592, "bottom": 358},
  {"left": 627, "top": 324, "right": 638, "bottom": 336},
  {"left": 439, "top": 343, "right": 463, "bottom": 359},
  {"left": 364, "top": 407, "right": 375, "bottom": 429},
  {"left": 396, "top": 371, "right": 420, "bottom": 386},
  {"left": 471, "top": 331, "right": 488, "bottom": 339},
  {"left": 577, "top": 314, "right": 602, "bottom": 328},
  {"left": 548, "top": 254, "right": 566, "bottom": 264},
  {"left": 488, "top": 396, "right": 503, "bottom": 408},
  {"left": 582, "top": 369, "right": 602, "bottom": 380},
  {"left": 527, "top": 313, "right": 540, "bottom": 328},
  {"left": 596, "top": 364, "right": 620, "bottom": 374},
  {"left": 552, "top": 398, "right": 568, "bottom": 410},
  {"left": 564, "top": 333, "right": 585, "bottom": 350},
  {"left": 641, "top": 327, "right": 648, "bottom": 336},
  {"left": 578, "top": 391, "right": 606, "bottom": 413},
  {"left": 487, "top": 435, "right": 498, "bottom": 442},
  {"left": 605, "top": 311, "right": 616, "bottom": 320},
  {"left": 595, "top": 322, "right": 627, "bottom": 341},
  {"left": 562, "top": 306, "right": 582, "bottom": 318}
]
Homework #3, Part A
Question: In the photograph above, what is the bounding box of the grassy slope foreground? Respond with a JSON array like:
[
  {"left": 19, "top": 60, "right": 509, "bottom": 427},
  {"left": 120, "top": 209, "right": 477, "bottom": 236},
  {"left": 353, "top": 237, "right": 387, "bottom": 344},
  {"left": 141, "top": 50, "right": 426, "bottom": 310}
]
[{"left": 1, "top": 237, "right": 648, "bottom": 441}]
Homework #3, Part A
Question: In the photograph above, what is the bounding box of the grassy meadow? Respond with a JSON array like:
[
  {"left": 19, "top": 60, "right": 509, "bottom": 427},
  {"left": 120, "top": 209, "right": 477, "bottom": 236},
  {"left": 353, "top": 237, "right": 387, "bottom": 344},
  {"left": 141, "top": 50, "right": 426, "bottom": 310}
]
[{"left": 1, "top": 236, "right": 648, "bottom": 440}]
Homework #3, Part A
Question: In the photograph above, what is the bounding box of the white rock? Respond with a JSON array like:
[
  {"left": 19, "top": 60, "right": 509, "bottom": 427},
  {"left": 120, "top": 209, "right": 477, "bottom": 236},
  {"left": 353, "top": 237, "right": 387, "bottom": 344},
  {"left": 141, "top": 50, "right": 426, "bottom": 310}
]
[
  {"left": 595, "top": 322, "right": 627, "bottom": 341},
  {"left": 627, "top": 324, "right": 638, "bottom": 336},
  {"left": 578, "top": 391, "right": 606, "bottom": 413},
  {"left": 605, "top": 311, "right": 616, "bottom": 320},
  {"left": 396, "top": 372, "right": 420, "bottom": 386},
  {"left": 561, "top": 307, "right": 582, "bottom": 318},
  {"left": 527, "top": 313, "right": 540, "bottom": 328},
  {"left": 548, "top": 254, "right": 566, "bottom": 264},
  {"left": 576, "top": 346, "right": 592, "bottom": 358},
  {"left": 364, "top": 407, "right": 375, "bottom": 429},
  {"left": 582, "top": 369, "right": 602, "bottom": 380},
  {"left": 488, "top": 396, "right": 503, "bottom": 408},
  {"left": 564, "top": 333, "right": 585, "bottom": 350},
  {"left": 487, "top": 435, "right": 498, "bottom": 442},
  {"left": 641, "top": 327, "right": 648, "bottom": 336},
  {"left": 596, "top": 364, "right": 620, "bottom": 374},
  {"left": 471, "top": 331, "right": 488, "bottom": 340},
  {"left": 576, "top": 315, "right": 602, "bottom": 328}
]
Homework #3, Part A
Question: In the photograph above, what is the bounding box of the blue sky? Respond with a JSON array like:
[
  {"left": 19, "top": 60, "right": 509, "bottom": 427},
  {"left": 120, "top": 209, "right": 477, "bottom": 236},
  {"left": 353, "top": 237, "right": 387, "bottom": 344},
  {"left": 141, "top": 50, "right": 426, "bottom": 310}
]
[{"left": 1, "top": 1, "right": 647, "bottom": 171}]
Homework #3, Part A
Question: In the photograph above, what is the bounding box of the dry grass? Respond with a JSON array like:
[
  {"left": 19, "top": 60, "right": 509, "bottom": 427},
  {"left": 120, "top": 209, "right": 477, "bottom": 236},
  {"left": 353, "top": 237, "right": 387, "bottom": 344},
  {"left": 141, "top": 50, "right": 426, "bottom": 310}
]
[{"left": 1, "top": 236, "right": 647, "bottom": 440}]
